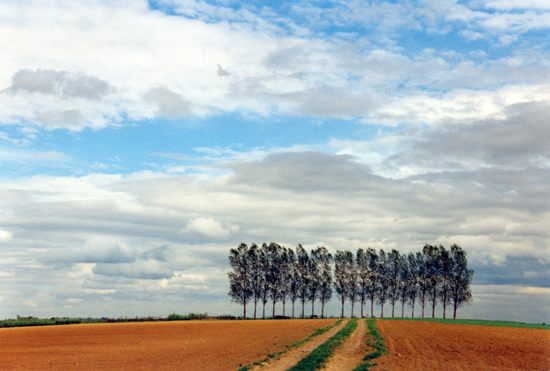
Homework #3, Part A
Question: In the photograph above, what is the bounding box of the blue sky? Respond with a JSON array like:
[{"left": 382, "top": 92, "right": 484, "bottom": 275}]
[{"left": 0, "top": 0, "right": 549, "bottom": 322}]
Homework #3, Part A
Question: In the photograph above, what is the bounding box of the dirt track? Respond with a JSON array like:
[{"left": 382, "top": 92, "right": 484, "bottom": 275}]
[
  {"left": 375, "top": 320, "right": 550, "bottom": 370},
  {"left": 253, "top": 319, "right": 347, "bottom": 370},
  {"left": 323, "top": 319, "right": 368, "bottom": 371},
  {"left": 0, "top": 319, "right": 335, "bottom": 370}
]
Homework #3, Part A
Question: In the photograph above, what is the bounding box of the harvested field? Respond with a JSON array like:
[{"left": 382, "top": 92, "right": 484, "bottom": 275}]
[
  {"left": 375, "top": 320, "right": 550, "bottom": 370},
  {"left": 0, "top": 319, "right": 335, "bottom": 370}
]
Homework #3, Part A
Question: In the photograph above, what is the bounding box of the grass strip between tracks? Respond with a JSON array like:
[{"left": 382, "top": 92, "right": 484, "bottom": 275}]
[
  {"left": 353, "top": 318, "right": 387, "bottom": 371},
  {"left": 238, "top": 319, "right": 343, "bottom": 371},
  {"left": 287, "top": 318, "right": 357, "bottom": 371}
]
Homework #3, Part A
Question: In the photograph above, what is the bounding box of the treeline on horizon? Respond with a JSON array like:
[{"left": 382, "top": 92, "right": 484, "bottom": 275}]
[
  {"left": 0, "top": 313, "right": 234, "bottom": 328},
  {"left": 228, "top": 243, "right": 473, "bottom": 320}
]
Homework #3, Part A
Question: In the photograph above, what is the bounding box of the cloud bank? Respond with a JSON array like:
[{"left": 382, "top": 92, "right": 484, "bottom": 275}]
[
  {"left": 1, "top": 102, "right": 548, "bottom": 321},
  {"left": 0, "top": 0, "right": 548, "bottom": 322},
  {"left": 1, "top": 1, "right": 549, "bottom": 130}
]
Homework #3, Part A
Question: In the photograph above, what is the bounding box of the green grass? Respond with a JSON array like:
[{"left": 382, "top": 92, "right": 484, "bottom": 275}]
[
  {"left": 0, "top": 317, "right": 86, "bottom": 328},
  {"left": 353, "top": 318, "right": 387, "bottom": 371},
  {"left": 237, "top": 319, "right": 343, "bottom": 371},
  {"left": 384, "top": 317, "right": 550, "bottom": 329},
  {"left": 167, "top": 312, "right": 208, "bottom": 321},
  {"left": 288, "top": 319, "right": 357, "bottom": 371},
  {"left": 0, "top": 313, "right": 215, "bottom": 328}
]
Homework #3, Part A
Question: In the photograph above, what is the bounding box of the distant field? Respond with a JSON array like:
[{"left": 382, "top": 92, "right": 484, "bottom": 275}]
[
  {"left": 0, "top": 319, "right": 335, "bottom": 370},
  {"left": 375, "top": 320, "right": 550, "bottom": 370},
  {"left": 0, "top": 313, "right": 213, "bottom": 328},
  {"left": 384, "top": 317, "right": 550, "bottom": 329}
]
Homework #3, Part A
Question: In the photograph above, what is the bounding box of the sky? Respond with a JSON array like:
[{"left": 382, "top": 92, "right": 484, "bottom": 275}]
[{"left": 0, "top": 0, "right": 549, "bottom": 322}]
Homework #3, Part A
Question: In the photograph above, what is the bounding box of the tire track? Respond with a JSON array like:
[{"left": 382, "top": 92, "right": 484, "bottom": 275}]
[
  {"left": 322, "top": 318, "right": 368, "bottom": 371},
  {"left": 252, "top": 320, "right": 348, "bottom": 371}
]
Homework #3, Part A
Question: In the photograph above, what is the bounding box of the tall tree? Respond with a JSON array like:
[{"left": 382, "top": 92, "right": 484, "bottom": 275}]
[
  {"left": 228, "top": 243, "right": 252, "bottom": 319},
  {"left": 247, "top": 243, "right": 264, "bottom": 319},
  {"left": 347, "top": 252, "right": 359, "bottom": 318},
  {"left": 423, "top": 244, "right": 441, "bottom": 318},
  {"left": 388, "top": 249, "right": 402, "bottom": 318},
  {"left": 366, "top": 248, "right": 379, "bottom": 317},
  {"left": 279, "top": 247, "right": 292, "bottom": 317},
  {"left": 398, "top": 253, "right": 410, "bottom": 318},
  {"left": 438, "top": 245, "right": 452, "bottom": 319},
  {"left": 313, "top": 246, "right": 333, "bottom": 318},
  {"left": 287, "top": 248, "right": 300, "bottom": 318},
  {"left": 296, "top": 245, "right": 310, "bottom": 318},
  {"left": 416, "top": 251, "right": 429, "bottom": 318},
  {"left": 259, "top": 244, "right": 270, "bottom": 319},
  {"left": 406, "top": 252, "right": 420, "bottom": 318},
  {"left": 334, "top": 250, "right": 349, "bottom": 318},
  {"left": 449, "top": 244, "right": 473, "bottom": 319},
  {"left": 308, "top": 249, "right": 321, "bottom": 317},
  {"left": 266, "top": 242, "right": 283, "bottom": 317},
  {"left": 376, "top": 249, "right": 391, "bottom": 318},
  {"left": 356, "top": 249, "right": 369, "bottom": 318}
]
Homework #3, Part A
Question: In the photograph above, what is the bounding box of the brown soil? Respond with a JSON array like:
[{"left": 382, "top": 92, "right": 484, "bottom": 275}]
[
  {"left": 0, "top": 319, "right": 335, "bottom": 370},
  {"left": 252, "top": 319, "right": 348, "bottom": 371},
  {"left": 374, "top": 320, "right": 550, "bottom": 371},
  {"left": 323, "top": 318, "right": 368, "bottom": 371}
]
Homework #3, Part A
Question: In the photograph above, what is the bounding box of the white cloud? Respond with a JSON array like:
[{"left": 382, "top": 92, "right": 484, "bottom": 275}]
[
  {"left": 185, "top": 217, "right": 239, "bottom": 239},
  {"left": 479, "top": 11, "right": 550, "bottom": 34},
  {"left": 0, "top": 230, "right": 12, "bottom": 242},
  {"left": 93, "top": 259, "right": 173, "bottom": 280},
  {"left": 485, "top": 0, "right": 550, "bottom": 10},
  {"left": 0, "top": 1, "right": 281, "bottom": 129},
  {"left": 372, "top": 85, "right": 550, "bottom": 125},
  {"left": 0, "top": 147, "right": 67, "bottom": 164},
  {"left": 473, "top": 284, "right": 550, "bottom": 297},
  {"left": 0, "top": 1, "right": 548, "bottom": 130}
]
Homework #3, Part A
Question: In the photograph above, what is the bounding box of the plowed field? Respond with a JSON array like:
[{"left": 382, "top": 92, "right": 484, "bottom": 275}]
[
  {"left": 375, "top": 320, "right": 550, "bottom": 370},
  {"left": 0, "top": 319, "right": 335, "bottom": 370}
]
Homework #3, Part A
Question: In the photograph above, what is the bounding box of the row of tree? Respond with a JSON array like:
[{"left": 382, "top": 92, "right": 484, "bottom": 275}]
[{"left": 228, "top": 243, "right": 473, "bottom": 319}]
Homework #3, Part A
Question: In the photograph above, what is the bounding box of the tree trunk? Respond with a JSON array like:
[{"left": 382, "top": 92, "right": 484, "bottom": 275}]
[
  {"left": 453, "top": 302, "right": 457, "bottom": 319},
  {"left": 243, "top": 301, "right": 246, "bottom": 319},
  {"left": 351, "top": 300, "right": 355, "bottom": 318},
  {"left": 361, "top": 300, "right": 364, "bottom": 318},
  {"left": 391, "top": 300, "right": 395, "bottom": 318},
  {"left": 292, "top": 300, "right": 295, "bottom": 319},
  {"left": 412, "top": 301, "right": 415, "bottom": 318},
  {"left": 341, "top": 298, "right": 345, "bottom": 318},
  {"left": 371, "top": 298, "right": 374, "bottom": 317},
  {"left": 432, "top": 288, "right": 437, "bottom": 318},
  {"left": 262, "top": 301, "right": 266, "bottom": 319},
  {"left": 301, "top": 299, "right": 305, "bottom": 319},
  {"left": 311, "top": 299, "right": 315, "bottom": 317},
  {"left": 443, "top": 302, "right": 446, "bottom": 319},
  {"left": 254, "top": 301, "right": 257, "bottom": 320},
  {"left": 422, "top": 300, "right": 426, "bottom": 318},
  {"left": 272, "top": 301, "right": 276, "bottom": 318},
  {"left": 401, "top": 301, "right": 405, "bottom": 318},
  {"left": 282, "top": 300, "right": 286, "bottom": 317},
  {"left": 381, "top": 303, "right": 384, "bottom": 318},
  {"left": 321, "top": 301, "right": 325, "bottom": 318}
]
